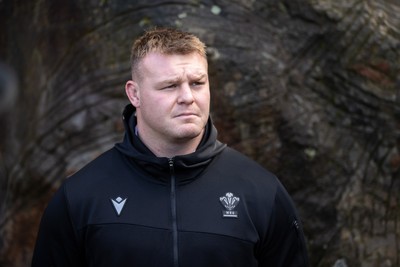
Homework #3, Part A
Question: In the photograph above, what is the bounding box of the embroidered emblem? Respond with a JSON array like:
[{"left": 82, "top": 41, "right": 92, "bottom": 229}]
[
  {"left": 110, "top": 197, "right": 127, "bottom": 216},
  {"left": 219, "top": 192, "right": 240, "bottom": 218}
]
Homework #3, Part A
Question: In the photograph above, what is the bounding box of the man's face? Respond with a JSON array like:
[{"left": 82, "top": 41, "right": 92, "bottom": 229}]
[{"left": 128, "top": 52, "right": 210, "bottom": 147}]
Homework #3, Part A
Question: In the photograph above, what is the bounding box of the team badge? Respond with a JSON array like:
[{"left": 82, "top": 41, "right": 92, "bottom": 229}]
[{"left": 219, "top": 192, "right": 240, "bottom": 218}]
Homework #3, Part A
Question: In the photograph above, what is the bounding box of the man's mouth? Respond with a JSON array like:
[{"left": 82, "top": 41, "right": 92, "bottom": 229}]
[{"left": 175, "top": 112, "right": 198, "bottom": 118}]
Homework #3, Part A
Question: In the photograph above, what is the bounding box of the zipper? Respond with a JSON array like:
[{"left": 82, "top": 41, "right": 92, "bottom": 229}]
[{"left": 169, "top": 158, "right": 179, "bottom": 267}]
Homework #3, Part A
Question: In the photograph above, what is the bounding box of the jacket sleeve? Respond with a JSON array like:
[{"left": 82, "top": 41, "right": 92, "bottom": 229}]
[
  {"left": 31, "top": 183, "right": 85, "bottom": 267},
  {"left": 257, "top": 183, "right": 310, "bottom": 267}
]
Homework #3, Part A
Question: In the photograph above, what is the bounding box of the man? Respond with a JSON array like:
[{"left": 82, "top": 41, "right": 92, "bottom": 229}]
[{"left": 32, "top": 27, "right": 309, "bottom": 267}]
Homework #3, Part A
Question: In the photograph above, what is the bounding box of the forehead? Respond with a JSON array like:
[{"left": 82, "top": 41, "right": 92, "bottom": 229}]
[{"left": 140, "top": 52, "right": 208, "bottom": 79}]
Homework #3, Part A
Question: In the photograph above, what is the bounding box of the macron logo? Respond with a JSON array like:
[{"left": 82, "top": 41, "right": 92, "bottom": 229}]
[{"left": 110, "top": 197, "right": 127, "bottom": 216}]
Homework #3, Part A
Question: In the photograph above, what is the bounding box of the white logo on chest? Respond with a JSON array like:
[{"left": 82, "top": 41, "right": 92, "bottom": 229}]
[
  {"left": 219, "top": 192, "right": 240, "bottom": 218},
  {"left": 110, "top": 197, "right": 127, "bottom": 216}
]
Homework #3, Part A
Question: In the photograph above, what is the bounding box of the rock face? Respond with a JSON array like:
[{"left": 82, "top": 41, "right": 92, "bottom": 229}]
[{"left": 0, "top": 0, "right": 399, "bottom": 266}]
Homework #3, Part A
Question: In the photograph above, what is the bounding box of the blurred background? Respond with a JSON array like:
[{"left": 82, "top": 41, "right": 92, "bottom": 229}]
[{"left": 0, "top": 0, "right": 399, "bottom": 266}]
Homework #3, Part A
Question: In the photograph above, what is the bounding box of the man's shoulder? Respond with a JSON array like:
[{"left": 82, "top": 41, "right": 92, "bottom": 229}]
[
  {"left": 64, "top": 147, "right": 124, "bottom": 186},
  {"left": 215, "top": 146, "right": 278, "bottom": 185},
  {"left": 219, "top": 147, "right": 274, "bottom": 174}
]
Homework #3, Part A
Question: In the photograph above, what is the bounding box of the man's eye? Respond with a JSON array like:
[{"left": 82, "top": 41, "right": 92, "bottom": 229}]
[
  {"left": 191, "top": 81, "right": 204, "bottom": 87},
  {"left": 164, "top": 84, "right": 177, "bottom": 89}
]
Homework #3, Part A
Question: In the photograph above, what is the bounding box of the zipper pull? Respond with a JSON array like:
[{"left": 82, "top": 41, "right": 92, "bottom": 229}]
[{"left": 168, "top": 158, "right": 174, "bottom": 173}]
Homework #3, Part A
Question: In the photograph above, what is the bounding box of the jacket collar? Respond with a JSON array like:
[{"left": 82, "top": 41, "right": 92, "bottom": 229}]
[{"left": 115, "top": 104, "right": 226, "bottom": 184}]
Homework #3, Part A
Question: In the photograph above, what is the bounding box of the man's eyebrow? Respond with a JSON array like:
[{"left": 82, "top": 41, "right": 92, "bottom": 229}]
[
  {"left": 189, "top": 73, "right": 207, "bottom": 80},
  {"left": 155, "top": 76, "right": 182, "bottom": 87},
  {"left": 156, "top": 73, "right": 207, "bottom": 86}
]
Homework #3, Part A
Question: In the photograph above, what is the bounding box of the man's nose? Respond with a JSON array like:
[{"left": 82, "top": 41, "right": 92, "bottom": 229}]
[{"left": 177, "top": 83, "right": 195, "bottom": 104}]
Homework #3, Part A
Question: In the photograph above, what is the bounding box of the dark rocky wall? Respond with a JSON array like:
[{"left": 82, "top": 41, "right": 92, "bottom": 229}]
[{"left": 0, "top": 0, "right": 399, "bottom": 266}]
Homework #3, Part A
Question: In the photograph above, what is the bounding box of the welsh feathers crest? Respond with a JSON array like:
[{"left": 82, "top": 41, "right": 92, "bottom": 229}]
[{"left": 219, "top": 192, "right": 240, "bottom": 218}]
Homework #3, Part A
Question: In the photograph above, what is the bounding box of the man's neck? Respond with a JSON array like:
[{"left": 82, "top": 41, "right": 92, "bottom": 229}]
[{"left": 136, "top": 129, "right": 204, "bottom": 158}]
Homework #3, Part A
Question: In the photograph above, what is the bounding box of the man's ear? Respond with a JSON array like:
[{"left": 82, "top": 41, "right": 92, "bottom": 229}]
[{"left": 125, "top": 80, "right": 140, "bottom": 108}]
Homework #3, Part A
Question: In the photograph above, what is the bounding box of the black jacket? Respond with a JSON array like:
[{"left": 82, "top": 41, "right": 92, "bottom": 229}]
[{"left": 32, "top": 104, "right": 309, "bottom": 267}]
